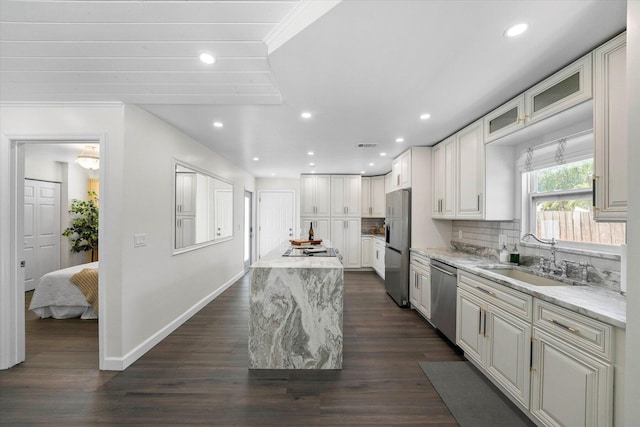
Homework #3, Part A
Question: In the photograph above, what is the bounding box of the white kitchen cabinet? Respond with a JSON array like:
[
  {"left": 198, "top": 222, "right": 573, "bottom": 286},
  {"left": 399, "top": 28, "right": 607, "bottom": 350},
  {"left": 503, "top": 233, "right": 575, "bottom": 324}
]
[
  {"left": 431, "top": 123, "right": 513, "bottom": 221},
  {"left": 531, "top": 328, "right": 613, "bottom": 427},
  {"left": 409, "top": 252, "right": 431, "bottom": 320},
  {"left": 457, "top": 272, "right": 533, "bottom": 408},
  {"left": 176, "top": 171, "right": 197, "bottom": 216},
  {"left": 431, "top": 137, "right": 456, "bottom": 218},
  {"left": 384, "top": 172, "right": 392, "bottom": 194},
  {"left": 301, "top": 217, "right": 330, "bottom": 242},
  {"left": 372, "top": 238, "right": 385, "bottom": 279},
  {"left": 530, "top": 299, "right": 614, "bottom": 427},
  {"left": 391, "top": 149, "right": 411, "bottom": 190},
  {"left": 593, "top": 32, "right": 627, "bottom": 222},
  {"left": 362, "top": 175, "right": 386, "bottom": 218},
  {"left": 525, "top": 54, "right": 592, "bottom": 126},
  {"left": 331, "top": 175, "right": 361, "bottom": 217},
  {"left": 456, "top": 120, "right": 484, "bottom": 218},
  {"left": 331, "top": 218, "right": 361, "bottom": 268},
  {"left": 484, "top": 54, "right": 592, "bottom": 143},
  {"left": 301, "top": 175, "right": 331, "bottom": 217},
  {"left": 484, "top": 95, "right": 526, "bottom": 143},
  {"left": 361, "top": 236, "right": 373, "bottom": 267}
]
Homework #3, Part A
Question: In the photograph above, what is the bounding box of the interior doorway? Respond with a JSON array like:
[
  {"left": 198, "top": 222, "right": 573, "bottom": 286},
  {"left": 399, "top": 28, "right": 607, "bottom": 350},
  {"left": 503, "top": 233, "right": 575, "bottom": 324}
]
[
  {"left": 244, "top": 190, "right": 253, "bottom": 271},
  {"left": 5, "top": 136, "right": 105, "bottom": 370}
]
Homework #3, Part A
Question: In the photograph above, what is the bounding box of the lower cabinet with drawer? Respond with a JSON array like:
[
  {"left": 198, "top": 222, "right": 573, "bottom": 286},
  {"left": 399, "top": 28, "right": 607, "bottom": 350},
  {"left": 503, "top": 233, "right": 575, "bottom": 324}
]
[
  {"left": 457, "top": 271, "right": 618, "bottom": 427},
  {"left": 530, "top": 300, "right": 614, "bottom": 427},
  {"left": 457, "top": 271, "right": 533, "bottom": 409}
]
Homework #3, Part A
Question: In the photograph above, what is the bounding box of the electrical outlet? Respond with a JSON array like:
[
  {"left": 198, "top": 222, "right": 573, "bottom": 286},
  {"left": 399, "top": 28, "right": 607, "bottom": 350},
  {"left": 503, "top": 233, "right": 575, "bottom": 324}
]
[
  {"left": 134, "top": 233, "right": 147, "bottom": 247},
  {"left": 499, "top": 234, "right": 507, "bottom": 246}
]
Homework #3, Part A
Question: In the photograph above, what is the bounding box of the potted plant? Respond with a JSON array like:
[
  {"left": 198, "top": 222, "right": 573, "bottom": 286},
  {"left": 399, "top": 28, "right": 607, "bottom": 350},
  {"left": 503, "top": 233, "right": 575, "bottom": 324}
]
[{"left": 62, "top": 191, "right": 99, "bottom": 262}]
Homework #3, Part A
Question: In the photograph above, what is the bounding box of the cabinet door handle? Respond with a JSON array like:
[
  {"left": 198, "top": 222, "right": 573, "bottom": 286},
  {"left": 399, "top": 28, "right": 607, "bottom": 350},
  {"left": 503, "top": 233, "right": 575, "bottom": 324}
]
[
  {"left": 478, "top": 309, "right": 483, "bottom": 335},
  {"left": 476, "top": 286, "right": 496, "bottom": 297},
  {"left": 477, "top": 194, "right": 480, "bottom": 211},
  {"left": 546, "top": 318, "right": 579, "bottom": 334},
  {"left": 483, "top": 310, "right": 487, "bottom": 337}
]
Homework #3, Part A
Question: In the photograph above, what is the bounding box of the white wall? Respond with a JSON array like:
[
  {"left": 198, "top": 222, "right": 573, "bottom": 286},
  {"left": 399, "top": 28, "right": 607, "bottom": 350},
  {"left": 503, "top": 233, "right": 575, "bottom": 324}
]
[
  {"left": 118, "top": 104, "right": 254, "bottom": 362},
  {"left": 0, "top": 103, "right": 255, "bottom": 371},
  {"left": 625, "top": 1, "right": 640, "bottom": 423}
]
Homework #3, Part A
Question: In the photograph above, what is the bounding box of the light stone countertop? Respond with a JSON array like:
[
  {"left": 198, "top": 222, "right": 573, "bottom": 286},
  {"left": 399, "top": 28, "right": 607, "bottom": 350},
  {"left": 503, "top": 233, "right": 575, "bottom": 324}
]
[
  {"left": 252, "top": 241, "right": 343, "bottom": 269},
  {"left": 411, "top": 247, "right": 626, "bottom": 329},
  {"left": 361, "top": 233, "right": 386, "bottom": 242}
]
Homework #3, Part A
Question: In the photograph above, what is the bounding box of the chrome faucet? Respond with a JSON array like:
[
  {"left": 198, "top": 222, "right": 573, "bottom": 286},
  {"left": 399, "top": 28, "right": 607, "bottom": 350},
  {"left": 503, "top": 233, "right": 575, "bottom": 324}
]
[{"left": 522, "top": 233, "right": 559, "bottom": 273}]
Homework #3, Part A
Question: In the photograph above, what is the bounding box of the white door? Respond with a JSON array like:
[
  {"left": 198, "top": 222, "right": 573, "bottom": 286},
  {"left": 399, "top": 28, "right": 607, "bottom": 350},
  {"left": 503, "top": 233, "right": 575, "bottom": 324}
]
[
  {"left": 258, "top": 191, "right": 294, "bottom": 259},
  {"left": 456, "top": 120, "right": 484, "bottom": 218},
  {"left": 370, "top": 176, "right": 386, "bottom": 217},
  {"left": 244, "top": 191, "right": 253, "bottom": 271},
  {"left": 456, "top": 288, "right": 485, "bottom": 364},
  {"left": 24, "top": 179, "right": 61, "bottom": 292}
]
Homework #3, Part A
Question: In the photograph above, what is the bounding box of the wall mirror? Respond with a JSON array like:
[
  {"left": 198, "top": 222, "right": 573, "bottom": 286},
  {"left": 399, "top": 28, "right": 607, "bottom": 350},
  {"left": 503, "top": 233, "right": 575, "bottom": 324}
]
[{"left": 174, "top": 161, "right": 233, "bottom": 252}]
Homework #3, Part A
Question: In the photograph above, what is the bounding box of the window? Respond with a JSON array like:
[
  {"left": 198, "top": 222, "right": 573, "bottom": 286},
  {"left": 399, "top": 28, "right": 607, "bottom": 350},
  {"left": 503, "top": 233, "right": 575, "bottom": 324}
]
[{"left": 525, "top": 158, "right": 625, "bottom": 246}]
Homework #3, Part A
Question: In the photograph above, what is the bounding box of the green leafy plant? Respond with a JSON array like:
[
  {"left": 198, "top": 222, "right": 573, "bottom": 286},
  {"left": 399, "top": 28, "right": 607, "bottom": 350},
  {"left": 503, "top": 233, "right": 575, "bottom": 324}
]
[{"left": 62, "top": 191, "right": 99, "bottom": 262}]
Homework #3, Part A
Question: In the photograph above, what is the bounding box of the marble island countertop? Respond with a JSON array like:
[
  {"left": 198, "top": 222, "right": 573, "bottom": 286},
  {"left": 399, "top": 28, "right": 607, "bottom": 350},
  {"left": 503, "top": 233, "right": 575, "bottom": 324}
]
[
  {"left": 249, "top": 241, "right": 344, "bottom": 369},
  {"left": 411, "top": 247, "right": 626, "bottom": 329},
  {"left": 252, "top": 241, "right": 343, "bottom": 269}
]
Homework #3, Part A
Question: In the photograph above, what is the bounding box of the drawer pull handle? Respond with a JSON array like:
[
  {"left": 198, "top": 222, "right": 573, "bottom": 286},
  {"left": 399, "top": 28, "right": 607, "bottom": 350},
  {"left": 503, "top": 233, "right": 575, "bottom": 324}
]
[
  {"left": 547, "top": 318, "right": 579, "bottom": 334},
  {"left": 476, "top": 286, "right": 496, "bottom": 297}
]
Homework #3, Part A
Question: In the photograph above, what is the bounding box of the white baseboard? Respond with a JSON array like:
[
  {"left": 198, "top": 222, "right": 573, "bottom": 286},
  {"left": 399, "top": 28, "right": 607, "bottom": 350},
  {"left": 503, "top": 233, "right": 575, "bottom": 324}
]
[{"left": 102, "top": 270, "right": 245, "bottom": 371}]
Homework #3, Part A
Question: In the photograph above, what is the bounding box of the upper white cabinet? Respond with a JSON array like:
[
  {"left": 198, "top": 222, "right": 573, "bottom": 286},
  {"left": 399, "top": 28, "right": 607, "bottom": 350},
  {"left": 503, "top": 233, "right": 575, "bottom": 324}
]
[
  {"left": 432, "top": 137, "right": 456, "bottom": 218},
  {"left": 391, "top": 149, "right": 412, "bottom": 190},
  {"left": 301, "top": 175, "right": 331, "bottom": 217},
  {"left": 331, "top": 175, "right": 361, "bottom": 217},
  {"left": 593, "top": 32, "right": 627, "bottom": 221},
  {"left": 432, "top": 121, "right": 513, "bottom": 221},
  {"left": 361, "top": 175, "right": 385, "bottom": 218},
  {"left": 456, "top": 120, "right": 484, "bottom": 218},
  {"left": 484, "top": 54, "right": 593, "bottom": 143}
]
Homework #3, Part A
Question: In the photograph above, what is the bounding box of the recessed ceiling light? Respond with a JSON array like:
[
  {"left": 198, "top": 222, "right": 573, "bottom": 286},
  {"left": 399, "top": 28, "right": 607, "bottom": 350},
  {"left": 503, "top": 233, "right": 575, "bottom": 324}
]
[
  {"left": 369, "top": 162, "right": 375, "bottom": 166},
  {"left": 361, "top": 171, "right": 365, "bottom": 174},
  {"left": 213, "top": 121, "right": 223, "bottom": 128},
  {"left": 271, "top": 173, "right": 276, "bottom": 176},
  {"left": 307, "top": 151, "right": 314, "bottom": 156},
  {"left": 380, "top": 152, "right": 387, "bottom": 157},
  {"left": 301, "top": 111, "right": 312, "bottom": 119},
  {"left": 504, "top": 23, "right": 528, "bottom": 38},
  {"left": 420, "top": 113, "right": 431, "bottom": 120},
  {"left": 252, "top": 157, "right": 259, "bottom": 161},
  {"left": 395, "top": 137, "right": 404, "bottom": 143},
  {"left": 309, "top": 162, "right": 315, "bottom": 166},
  {"left": 199, "top": 52, "right": 215, "bottom": 65}
]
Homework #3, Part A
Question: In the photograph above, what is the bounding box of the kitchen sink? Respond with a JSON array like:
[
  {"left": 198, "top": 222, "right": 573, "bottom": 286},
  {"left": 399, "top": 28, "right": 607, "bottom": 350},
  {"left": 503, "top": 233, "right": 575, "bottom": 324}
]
[{"left": 479, "top": 266, "right": 569, "bottom": 286}]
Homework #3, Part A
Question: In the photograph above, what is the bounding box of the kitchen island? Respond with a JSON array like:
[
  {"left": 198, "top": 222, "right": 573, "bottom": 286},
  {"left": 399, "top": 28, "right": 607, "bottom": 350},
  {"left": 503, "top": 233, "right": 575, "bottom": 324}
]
[{"left": 249, "top": 242, "right": 343, "bottom": 369}]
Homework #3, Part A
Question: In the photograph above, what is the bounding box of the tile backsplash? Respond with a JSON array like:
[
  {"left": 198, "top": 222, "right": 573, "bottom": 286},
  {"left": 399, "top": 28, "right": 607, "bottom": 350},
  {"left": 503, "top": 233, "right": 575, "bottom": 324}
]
[
  {"left": 451, "top": 220, "right": 623, "bottom": 293},
  {"left": 362, "top": 217, "right": 385, "bottom": 234}
]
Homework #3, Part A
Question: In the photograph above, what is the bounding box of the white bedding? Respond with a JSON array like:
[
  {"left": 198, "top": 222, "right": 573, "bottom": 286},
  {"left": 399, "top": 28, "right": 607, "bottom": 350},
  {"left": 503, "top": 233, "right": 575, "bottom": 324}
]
[{"left": 29, "top": 262, "right": 99, "bottom": 319}]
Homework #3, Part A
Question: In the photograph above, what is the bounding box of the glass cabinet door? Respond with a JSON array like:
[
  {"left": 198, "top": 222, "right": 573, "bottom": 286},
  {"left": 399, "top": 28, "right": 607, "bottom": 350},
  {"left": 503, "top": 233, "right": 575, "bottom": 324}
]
[
  {"left": 484, "top": 95, "right": 525, "bottom": 143},
  {"left": 525, "top": 54, "right": 592, "bottom": 125}
]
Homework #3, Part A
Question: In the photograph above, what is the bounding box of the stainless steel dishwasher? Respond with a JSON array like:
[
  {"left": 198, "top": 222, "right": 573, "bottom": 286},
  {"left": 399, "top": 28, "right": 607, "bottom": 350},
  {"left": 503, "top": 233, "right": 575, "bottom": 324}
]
[{"left": 430, "top": 259, "right": 458, "bottom": 344}]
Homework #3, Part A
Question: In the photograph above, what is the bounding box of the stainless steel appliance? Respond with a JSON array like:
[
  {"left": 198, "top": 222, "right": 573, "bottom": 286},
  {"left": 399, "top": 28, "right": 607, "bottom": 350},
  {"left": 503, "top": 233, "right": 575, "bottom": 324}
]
[
  {"left": 384, "top": 189, "right": 410, "bottom": 307},
  {"left": 430, "top": 259, "right": 458, "bottom": 343}
]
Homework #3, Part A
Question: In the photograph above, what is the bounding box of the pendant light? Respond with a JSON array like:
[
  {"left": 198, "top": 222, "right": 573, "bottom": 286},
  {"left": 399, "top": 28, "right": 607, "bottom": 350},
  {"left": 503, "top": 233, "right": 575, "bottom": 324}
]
[{"left": 76, "top": 145, "right": 100, "bottom": 170}]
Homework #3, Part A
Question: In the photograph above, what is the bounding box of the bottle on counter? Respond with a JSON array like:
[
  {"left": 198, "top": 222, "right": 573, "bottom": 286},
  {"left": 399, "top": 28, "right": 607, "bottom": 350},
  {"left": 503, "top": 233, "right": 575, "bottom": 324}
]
[
  {"left": 499, "top": 244, "right": 509, "bottom": 263},
  {"left": 509, "top": 244, "right": 520, "bottom": 264},
  {"left": 308, "top": 221, "right": 314, "bottom": 240}
]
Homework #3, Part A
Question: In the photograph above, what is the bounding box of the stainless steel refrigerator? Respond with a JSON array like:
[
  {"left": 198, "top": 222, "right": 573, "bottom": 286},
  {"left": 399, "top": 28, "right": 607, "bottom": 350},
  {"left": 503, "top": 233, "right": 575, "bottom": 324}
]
[{"left": 384, "top": 189, "right": 410, "bottom": 307}]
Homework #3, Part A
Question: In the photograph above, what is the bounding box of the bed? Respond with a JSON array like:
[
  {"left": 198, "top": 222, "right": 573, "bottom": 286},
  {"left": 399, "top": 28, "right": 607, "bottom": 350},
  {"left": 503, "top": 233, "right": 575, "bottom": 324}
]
[{"left": 29, "top": 262, "right": 99, "bottom": 319}]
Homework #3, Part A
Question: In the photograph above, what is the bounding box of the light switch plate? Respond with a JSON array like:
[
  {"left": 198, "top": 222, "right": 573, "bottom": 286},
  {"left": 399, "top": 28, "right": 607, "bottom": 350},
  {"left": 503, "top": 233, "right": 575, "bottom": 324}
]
[
  {"left": 458, "top": 230, "right": 463, "bottom": 239},
  {"left": 498, "top": 234, "right": 507, "bottom": 246},
  {"left": 134, "top": 233, "right": 147, "bottom": 247}
]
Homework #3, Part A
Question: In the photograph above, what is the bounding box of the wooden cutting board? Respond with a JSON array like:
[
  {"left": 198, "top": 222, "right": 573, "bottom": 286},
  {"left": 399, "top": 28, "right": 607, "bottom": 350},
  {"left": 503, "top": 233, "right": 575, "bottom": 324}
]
[{"left": 289, "top": 239, "right": 323, "bottom": 246}]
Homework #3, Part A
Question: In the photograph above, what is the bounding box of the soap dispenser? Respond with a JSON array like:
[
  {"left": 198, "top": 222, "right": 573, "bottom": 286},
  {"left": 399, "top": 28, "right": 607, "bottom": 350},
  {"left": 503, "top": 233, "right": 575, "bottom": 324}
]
[
  {"left": 499, "top": 244, "right": 509, "bottom": 263},
  {"left": 509, "top": 244, "right": 520, "bottom": 265}
]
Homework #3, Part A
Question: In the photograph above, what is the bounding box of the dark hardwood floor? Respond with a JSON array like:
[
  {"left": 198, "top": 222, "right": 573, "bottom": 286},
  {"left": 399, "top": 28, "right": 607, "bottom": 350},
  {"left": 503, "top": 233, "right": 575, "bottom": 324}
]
[{"left": 1, "top": 272, "right": 464, "bottom": 425}]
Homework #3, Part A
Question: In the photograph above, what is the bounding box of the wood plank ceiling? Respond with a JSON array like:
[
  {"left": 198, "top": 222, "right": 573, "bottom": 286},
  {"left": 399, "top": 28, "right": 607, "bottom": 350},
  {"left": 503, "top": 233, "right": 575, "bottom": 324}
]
[{"left": 0, "top": 0, "right": 304, "bottom": 104}]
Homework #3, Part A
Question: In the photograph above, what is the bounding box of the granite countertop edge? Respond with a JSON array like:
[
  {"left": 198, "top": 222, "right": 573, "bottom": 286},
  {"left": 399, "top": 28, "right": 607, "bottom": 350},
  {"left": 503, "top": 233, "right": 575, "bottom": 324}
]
[{"left": 411, "top": 247, "right": 626, "bottom": 329}]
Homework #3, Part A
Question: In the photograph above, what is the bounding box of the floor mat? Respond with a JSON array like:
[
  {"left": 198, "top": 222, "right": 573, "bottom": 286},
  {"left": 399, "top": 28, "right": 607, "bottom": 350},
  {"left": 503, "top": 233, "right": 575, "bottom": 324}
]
[{"left": 418, "top": 361, "right": 534, "bottom": 427}]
